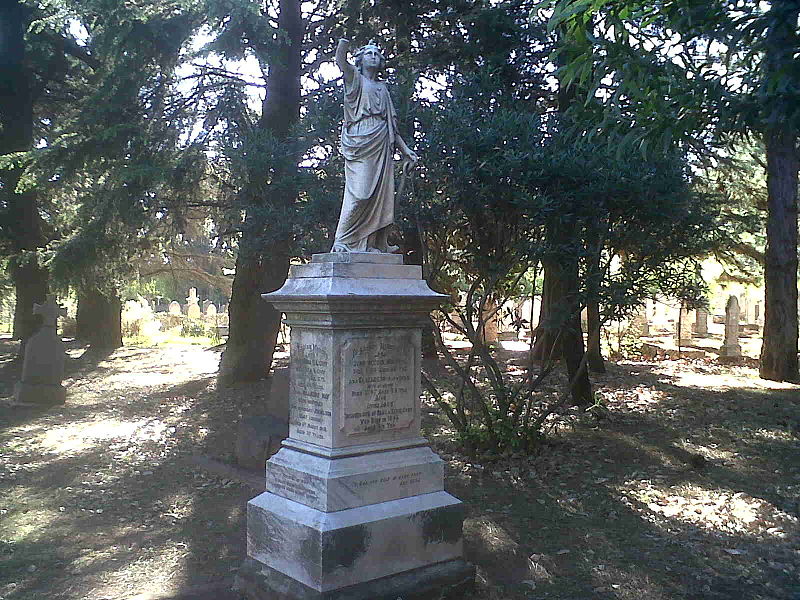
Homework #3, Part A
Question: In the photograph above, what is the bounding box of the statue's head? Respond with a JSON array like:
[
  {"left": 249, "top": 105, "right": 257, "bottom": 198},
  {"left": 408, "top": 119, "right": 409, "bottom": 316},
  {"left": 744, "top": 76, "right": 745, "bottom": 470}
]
[{"left": 354, "top": 40, "right": 385, "bottom": 73}]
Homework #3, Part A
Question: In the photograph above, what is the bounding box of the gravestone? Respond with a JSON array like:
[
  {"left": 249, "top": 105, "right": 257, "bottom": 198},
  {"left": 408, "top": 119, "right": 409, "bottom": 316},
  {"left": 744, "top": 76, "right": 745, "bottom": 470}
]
[
  {"left": 693, "top": 307, "right": 709, "bottom": 337},
  {"left": 236, "top": 253, "right": 474, "bottom": 599},
  {"left": 168, "top": 300, "right": 182, "bottom": 315},
  {"left": 674, "top": 308, "right": 693, "bottom": 342},
  {"left": 14, "top": 297, "right": 67, "bottom": 405},
  {"left": 631, "top": 307, "right": 649, "bottom": 337},
  {"left": 720, "top": 295, "right": 742, "bottom": 357},
  {"left": 205, "top": 303, "right": 218, "bottom": 318},
  {"left": 186, "top": 288, "right": 201, "bottom": 319}
]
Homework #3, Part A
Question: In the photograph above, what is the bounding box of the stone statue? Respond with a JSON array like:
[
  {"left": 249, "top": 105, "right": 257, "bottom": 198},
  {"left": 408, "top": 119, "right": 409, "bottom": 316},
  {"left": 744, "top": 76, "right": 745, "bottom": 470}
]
[{"left": 331, "top": 38, "right": 418, "bottom": 253}]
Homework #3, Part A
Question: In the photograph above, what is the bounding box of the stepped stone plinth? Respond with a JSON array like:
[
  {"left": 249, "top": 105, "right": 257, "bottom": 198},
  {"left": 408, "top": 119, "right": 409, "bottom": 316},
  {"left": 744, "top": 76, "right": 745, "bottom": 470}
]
[{"left": 236, "top": 253, "right": 474, "bottom": 600}]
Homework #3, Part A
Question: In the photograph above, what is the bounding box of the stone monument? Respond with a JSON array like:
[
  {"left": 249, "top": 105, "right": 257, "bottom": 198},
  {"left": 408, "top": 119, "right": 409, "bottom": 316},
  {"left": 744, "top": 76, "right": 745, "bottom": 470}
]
[
  {"left": 693, "top": 307, "right": 709, "bottom": 337},
  {"left": 720, "top": 295, "right": 742, "bottom": 357},
  {"left": 674, "top": 307, "right": 693, "bottom": 343},
  {"left": 206, "top": 303, "right": 218, "bottom": 318},
  {"left": 168, "top": 300, "right": 182, "bottom": 315},
  {"left": 236, "top": 37, "right": 473, "bottom": 600},
  {"left": 14, "top": 296, "right": 67, "bottom": 405},
  {"left": 186, "top": 288, "right": 201, "bottom": 319}
]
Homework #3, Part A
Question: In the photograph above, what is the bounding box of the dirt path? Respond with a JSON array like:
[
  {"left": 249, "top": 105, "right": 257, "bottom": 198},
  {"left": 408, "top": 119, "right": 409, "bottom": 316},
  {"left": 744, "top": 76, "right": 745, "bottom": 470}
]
[{"left": 1, "top": 339, "right": 798, "bottom": 599}]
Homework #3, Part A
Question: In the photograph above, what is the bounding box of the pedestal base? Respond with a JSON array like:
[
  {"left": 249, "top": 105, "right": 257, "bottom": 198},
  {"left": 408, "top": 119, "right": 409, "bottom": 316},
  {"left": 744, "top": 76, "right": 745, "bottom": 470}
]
[
  {"left": 719, "top": 344, "right": 742, "bottom": 357},
  {"left": 14, "top": 381, "right": 66, "bottom": 405},
  {"left": 235, "top": 557, "right": 475, "bottom": 600},
  {"left": 247, "top": 491, "right": 465, "bottom": 593}
]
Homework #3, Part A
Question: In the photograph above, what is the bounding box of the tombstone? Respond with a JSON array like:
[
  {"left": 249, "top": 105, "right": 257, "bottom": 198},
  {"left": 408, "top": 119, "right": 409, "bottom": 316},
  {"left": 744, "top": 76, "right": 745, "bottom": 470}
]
[
  {"left": 168, "top": 300, "right": 182, "bottom": 315},
  {"left": 631, "top": 306, "right": 649, "bottom": 337},
  {"left": 720, "top": 295, "right": 742, "bottom": 357},
  {"left": 202, "top": 299, "right": 212, "bottom": 313},
  {"left": 186, "top": 288, "right": 201, "bottom": 319},
  {"left": 693, "top": 307, "right": 709, "bottom": 337},
  {"left": 205, "top": 303, "right": 217, "bottom": 318},
  {"left": 14, "top": 297, "right": 67, "bottom": 405},
  {"left": 755, "top": 301, "right": 763, "bottom": 326},
  {"left": 674, "top": 307, "right": 693, "bottom": 343},
  {"left": 236, "top": 253, "right": 473, "bottom": 599}
]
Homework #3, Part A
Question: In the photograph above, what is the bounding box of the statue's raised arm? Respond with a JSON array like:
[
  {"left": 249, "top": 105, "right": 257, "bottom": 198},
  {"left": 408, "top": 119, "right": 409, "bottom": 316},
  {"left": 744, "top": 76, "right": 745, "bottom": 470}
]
[
  {"left": 331, "top": 39, "right": 419, "bottom": 254},
  {"left": 335, "top": 38, "right": 356, "bottom": 86}
]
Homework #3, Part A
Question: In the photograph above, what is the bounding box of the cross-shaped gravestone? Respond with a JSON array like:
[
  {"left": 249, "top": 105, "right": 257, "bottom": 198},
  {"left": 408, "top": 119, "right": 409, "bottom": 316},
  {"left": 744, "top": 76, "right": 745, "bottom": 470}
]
[{"left": 33, "top": 296, "right": 68, "bottom": 328}]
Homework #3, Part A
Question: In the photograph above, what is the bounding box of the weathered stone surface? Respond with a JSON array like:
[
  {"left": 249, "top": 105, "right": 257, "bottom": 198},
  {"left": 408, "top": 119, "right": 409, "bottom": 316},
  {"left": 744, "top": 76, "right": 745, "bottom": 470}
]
[
  {"left": 291, "top": 262, "right": 421, "bottom": 280},
  {"left": 186, "top": 288, "right": 201, "bottom": 319},
  {"left": 240, "top": 253, "right": 472, "bottom": 600},
  {"left": 247, "top": 491, "right": 464, "bottom": 592},
  {"left": 314, "top": 252, "right": 402, "bottom": 264},
  {"left": 286, "top": 325, "right": 423, "bottom": 450},
  {"left": 266, "top": 445, "right": 444, "bottom": 511},
  {"left": 14, "top": 297, "right": 67, "bottom": 405},
  {"left": 168, "top": 301, "right": 182, "bottom": 315},
  {"left": 720, "top": 295, "right": 742, "bottom": 357},
  {"left": 693, "top": 307, "right": 709, "bottom": 336},
  {"left": 235, "top": 557, "right": 475, "bottom": 600}
]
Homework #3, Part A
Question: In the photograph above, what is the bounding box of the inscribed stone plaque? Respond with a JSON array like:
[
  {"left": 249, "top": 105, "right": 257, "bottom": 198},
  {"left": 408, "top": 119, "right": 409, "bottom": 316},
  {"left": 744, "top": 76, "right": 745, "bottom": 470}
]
[
  {"left": 289, "top": 332, "right": 332, "bottom": 444},
  {"left": 341, "top": 333, "right": 415, "bottom": 436}
]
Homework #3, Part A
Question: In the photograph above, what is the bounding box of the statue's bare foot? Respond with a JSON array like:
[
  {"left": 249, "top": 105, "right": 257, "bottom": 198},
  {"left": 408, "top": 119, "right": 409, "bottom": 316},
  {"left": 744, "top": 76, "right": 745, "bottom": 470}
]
[{"left": 331, "top": 242, "right": 349, "bottom": 253}]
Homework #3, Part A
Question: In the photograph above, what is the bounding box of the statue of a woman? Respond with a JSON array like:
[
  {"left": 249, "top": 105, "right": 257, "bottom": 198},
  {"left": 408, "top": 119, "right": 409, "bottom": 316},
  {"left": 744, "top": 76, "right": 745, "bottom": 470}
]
[{"left": 331, "top": 38, "right": 418, "bottom": 253}]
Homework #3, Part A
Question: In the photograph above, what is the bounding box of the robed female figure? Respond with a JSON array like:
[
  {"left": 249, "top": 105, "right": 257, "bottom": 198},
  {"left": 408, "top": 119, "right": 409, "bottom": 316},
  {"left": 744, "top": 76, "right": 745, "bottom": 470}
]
[{"left": 331, "top": 39, "right": 418, "bottom": 253}]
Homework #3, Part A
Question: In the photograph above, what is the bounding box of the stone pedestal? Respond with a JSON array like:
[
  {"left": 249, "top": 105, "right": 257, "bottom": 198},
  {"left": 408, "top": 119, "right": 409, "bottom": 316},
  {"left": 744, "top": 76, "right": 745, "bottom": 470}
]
[{"left": 237, "top": 253, "right": 474, "bottom": 600}]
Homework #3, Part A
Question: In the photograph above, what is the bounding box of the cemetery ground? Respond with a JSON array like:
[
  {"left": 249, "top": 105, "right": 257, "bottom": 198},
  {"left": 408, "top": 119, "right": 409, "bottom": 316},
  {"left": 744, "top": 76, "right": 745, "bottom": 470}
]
[{"left": 0, "top": 336, "right": 799, "bottom": 600}]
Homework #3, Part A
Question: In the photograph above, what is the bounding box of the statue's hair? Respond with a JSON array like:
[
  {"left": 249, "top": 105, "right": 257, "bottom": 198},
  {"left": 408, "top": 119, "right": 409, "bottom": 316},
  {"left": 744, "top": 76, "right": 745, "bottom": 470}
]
[{"left": 354, "top": 40, "right": 385, "bottom": 71}]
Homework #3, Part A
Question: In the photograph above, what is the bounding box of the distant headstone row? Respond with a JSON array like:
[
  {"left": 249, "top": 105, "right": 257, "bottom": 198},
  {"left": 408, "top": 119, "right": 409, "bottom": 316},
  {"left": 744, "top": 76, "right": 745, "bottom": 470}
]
[{"left": 163, "top": 288, "right": 226, "bottom": 317}]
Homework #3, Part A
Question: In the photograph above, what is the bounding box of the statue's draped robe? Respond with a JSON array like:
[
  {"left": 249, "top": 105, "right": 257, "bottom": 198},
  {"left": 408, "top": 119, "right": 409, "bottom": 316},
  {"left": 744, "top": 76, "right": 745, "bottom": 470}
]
[{"left": 334, "top": 71, "right": 397, "bottom": 251}]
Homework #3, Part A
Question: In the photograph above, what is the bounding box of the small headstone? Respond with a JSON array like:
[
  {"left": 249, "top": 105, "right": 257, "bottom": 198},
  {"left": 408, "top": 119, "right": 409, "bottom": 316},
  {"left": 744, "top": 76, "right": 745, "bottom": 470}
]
[
  {"left": 631, "top": 307, "right": 649, "bottom": 337},
  {"left": 14, "top": 297, "right": 68, "bottom": 405},
  {"left": 202, "top": 299, "right": 212, "bottom": 313},
  {"left": 168, "top": 300, "right": 182, "bottom": 315},
  {"left": 674, "top": 308, "right": 693, "bottom": 342},
  {"left": 186, "top": 288, "right": 201, "bottom": 319},
  {"left": 720, "top": 295, "right": 742, "bottom": 357},
  {"left": 693, "top": 307, "right": 709, "bottom": 337},
  {"left": 205, "top": 303, "right": 217, "bottom": 318}
]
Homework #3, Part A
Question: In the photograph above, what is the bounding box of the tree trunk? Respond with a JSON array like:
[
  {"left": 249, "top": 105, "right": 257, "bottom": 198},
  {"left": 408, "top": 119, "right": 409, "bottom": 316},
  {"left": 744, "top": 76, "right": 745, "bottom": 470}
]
[
  {"left": 218, "top": 0, "right": 302, "bottom": 385},
  {"left": 586, "top": 299, "right": 605, "bottom": 374},
  {"left": 532, "top": 242, "right": 593, "bottom": 405},
  {"left": 585, "top": 224, "right": 606, "bottom": 373},
  {"left": 1, "top": 1, "right": 48, "bottom": 355},
  {"left": 77, "top": 288, "right": 123, "bottom": 349},
  {"left": 759, "top": 2, "right": 799, "bottom": 382},
  {"left": 219, "top": 241, "right": 288, "bottom": 384},
  {"left": 759, "top": 128, "right": 799, "bottom": 381},
  {"left": 10, "top": 253, "right": 48, "bottom": 343}
]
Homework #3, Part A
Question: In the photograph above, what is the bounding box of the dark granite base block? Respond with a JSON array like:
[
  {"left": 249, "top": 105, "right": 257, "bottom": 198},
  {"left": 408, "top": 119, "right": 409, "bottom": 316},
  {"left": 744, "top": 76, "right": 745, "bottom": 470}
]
[
  {"left": 235, "top": 557, "right": 475, "bottom": 600},
  {"left": 14, "top": 382, "right": 66, "bottom": 405}
]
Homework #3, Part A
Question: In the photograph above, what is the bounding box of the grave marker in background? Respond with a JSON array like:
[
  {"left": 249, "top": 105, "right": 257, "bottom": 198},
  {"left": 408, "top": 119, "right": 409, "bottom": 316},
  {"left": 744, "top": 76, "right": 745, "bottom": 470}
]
[
  {"left": 186, "top": 288, "right": 201, "bottom": 319},
  {"left": 15, "top": 297, "right": 67, "bottom": 405},
  {"left": 720, "top": 295, "right": 742, "bottom": 357}
]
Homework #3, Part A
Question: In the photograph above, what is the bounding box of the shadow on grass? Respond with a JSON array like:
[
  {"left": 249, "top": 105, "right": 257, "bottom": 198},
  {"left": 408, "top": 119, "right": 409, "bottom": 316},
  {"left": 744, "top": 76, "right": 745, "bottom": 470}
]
[{"left": 436, "top": 359, "right": 799, "bottom": 599}]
